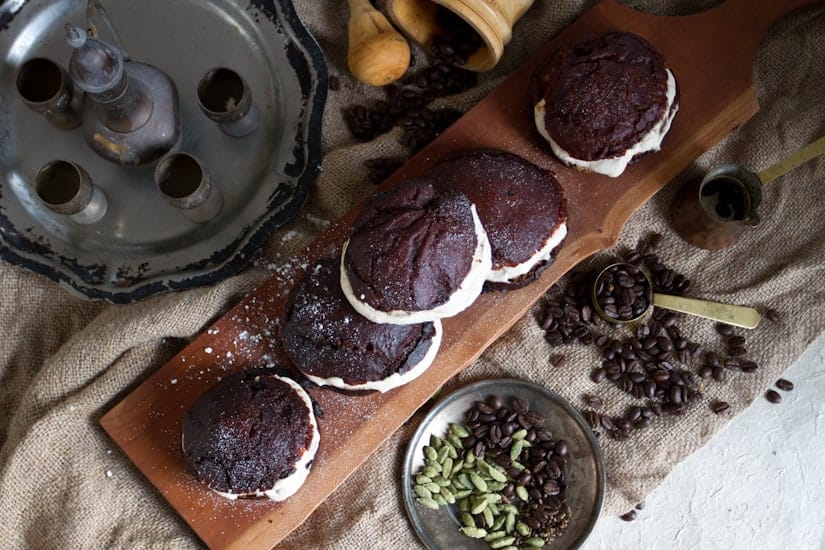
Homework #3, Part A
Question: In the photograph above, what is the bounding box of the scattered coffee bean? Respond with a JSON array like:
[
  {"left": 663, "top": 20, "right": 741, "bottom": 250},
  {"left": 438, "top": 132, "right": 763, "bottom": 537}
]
[
  {"left": 328, "top": 74, "right": 340, "bottom": 91},
  {"left": 740, "top": 361, "right": 758, "bottom": 373},
  {"left": 727, "top": 335, "right": 746, "bottom": 347},
  {"left": 582, "top": 393, "right": 604, "bottom": 409},
  {"left": 398, "top": 106, "right": 463, "bottom": 152},
  {"left": 710, "top": 401, "right": 730, "bottom": 414},
  {"left": 635, "top": 501, "right": 645, "bottom": 510},
  {"left": 775, "top": 378, "right": 794, "bottom": 391},
  {"left": 364, "top": 157, "right": 405, "bottom": 184},
  {"left": 766, "top": 308, "right": 781, "bottom": 323},
  {"left": 765, "top": 389, "right": 782, "bottom": 404},
  {"left": 620, "top": 510, "right": 637, "bottom": 521},
  {"left": 715, "top": 323, "right": 734, "bottom": 336},
  {"left": 550, "top": 354, "right": 566, "bottom": 368}
]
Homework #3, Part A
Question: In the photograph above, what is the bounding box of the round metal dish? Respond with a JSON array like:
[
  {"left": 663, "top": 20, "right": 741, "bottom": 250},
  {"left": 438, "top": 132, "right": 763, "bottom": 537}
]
[
  {"left": 402, "top": 379, "right": 605, "bottom": 550},
  {"left": 0, "top": 0, "right": 327, "bottom": 302}
]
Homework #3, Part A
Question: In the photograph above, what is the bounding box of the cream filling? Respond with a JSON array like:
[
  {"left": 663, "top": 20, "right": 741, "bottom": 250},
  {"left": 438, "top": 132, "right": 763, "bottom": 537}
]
[
  {"left": 340, "top": 204, "right": 492, "bottom": 325},
  {"left": 487, "top": 222, "right": 568, "bottom": 283},
  {"left": 534, "top": 69, "right": 678, "bottom": 178},
  {"left": 208, "top": 375, "right": 320, "bottom": 502},
  {"left": 300, "top": 319, "right": 442, "bottom": 393}
]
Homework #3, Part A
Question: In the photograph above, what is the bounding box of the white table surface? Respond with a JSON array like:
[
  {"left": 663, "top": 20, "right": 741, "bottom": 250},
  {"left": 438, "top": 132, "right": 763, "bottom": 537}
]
[{"left": 581, "top": 332, "right": 825, "bottom": 550}]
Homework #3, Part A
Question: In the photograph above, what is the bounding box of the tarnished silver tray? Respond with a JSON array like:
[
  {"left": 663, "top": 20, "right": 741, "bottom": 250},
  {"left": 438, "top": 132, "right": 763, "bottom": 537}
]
[{"left": 0, "top": 0, "right": 326, "bottom": 302}]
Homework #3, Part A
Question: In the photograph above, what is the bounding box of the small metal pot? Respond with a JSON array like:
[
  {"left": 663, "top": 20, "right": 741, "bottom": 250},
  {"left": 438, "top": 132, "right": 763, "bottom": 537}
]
[
  {"left": 670, "top": 164, "right": 762, "bottom": 251},
  {"left": 671, "top": 135, "right": 825, "bottom": 250}
]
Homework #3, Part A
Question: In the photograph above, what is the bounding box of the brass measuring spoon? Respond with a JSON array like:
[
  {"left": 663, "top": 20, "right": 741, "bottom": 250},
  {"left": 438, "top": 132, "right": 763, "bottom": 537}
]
[
  {"left": 672, "top": 135, "right": 825, "bottom": 250},
  {"left": 592, "top": 263, "right": 761, "bottom": 329}
]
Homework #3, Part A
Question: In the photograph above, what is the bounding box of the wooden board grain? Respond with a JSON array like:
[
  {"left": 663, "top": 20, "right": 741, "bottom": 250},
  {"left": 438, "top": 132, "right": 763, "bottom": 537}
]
[{"left": 100, "top": 0, "right": 823, "bottom": 547}]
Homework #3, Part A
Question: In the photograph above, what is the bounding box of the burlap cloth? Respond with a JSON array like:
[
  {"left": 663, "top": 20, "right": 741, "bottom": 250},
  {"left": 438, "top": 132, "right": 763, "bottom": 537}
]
[{"left": 1, "top": 1, "right": 823, "bottom": 548}]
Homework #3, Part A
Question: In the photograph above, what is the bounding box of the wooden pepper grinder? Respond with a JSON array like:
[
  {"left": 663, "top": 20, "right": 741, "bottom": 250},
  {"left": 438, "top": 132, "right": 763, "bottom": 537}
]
[{"left": 347, "top": 0, "right": 411, "bottom": 86}]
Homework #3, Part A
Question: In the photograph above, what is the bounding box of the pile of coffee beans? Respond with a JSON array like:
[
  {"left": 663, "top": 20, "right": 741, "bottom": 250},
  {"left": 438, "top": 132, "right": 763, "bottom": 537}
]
[
  {"left": 538, "top": 233, "right": 773, "bottom": 442},
  {"left": 414, "top": 395, "right": 570, "bottom": 547},
  {"left": 363, "top": 157, "right": 405, "bottom": 184},
  {"left": 344, "top": 5, "right": 483, "bottom": 183},
  {"left": 593, "top": 263, "right": 651, "bottom": 321},
  {"left": 343, "top": 61, "right": 476, "bottom": 144},
  {"left": 430, "top": 6, "right": 485, "bottom": 66},
  {"left": 397, "top": 106, "right": 463, "bottom": 152},
  {"left": 465, "top": 396, "right": 570, "bottom": 540}
]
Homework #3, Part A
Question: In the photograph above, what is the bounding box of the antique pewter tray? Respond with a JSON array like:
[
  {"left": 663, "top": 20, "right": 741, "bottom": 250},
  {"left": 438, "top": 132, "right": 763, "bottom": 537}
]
[{"left": 0, "top": 0, "right": 327, "bottom": 302}]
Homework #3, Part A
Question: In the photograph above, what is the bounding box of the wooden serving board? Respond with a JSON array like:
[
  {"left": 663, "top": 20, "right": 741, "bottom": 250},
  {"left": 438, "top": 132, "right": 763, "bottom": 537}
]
[{"left": 100, "top": 0, "right": 822, "bottom": 548}]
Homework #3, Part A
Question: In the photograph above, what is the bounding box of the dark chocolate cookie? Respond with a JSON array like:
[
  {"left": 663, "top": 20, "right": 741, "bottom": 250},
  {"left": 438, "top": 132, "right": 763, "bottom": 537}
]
[
  {"left": 182, "top": 370, "right": 317, "bottom": 499},
  {"left": 429, "top": 150, "right": 568, "bottom": 289},
  {"left": 531, "top": 31, "right": 670, "bottom": 161},
  {"left": 283, "top": 257, "right": 439, "bottom": 391},
  {"left": 342, "top": 177, "right": 485, "bottom": 317}
]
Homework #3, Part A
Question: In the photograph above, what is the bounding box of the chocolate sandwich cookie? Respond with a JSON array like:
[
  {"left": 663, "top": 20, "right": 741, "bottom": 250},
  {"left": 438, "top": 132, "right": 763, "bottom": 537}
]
[
  {"left": 430, "top": 150, "right": 568, "bottom": 290},
  {"left": 531, "top": 31, "right": 679, "bottom": 177},
  {"left": 283, "top": 257, "right": 442, "bottom": 392},
  {"left": 341, "top": 177, "right": 491, "bottom": 324},
  {"left": 182, "top": 370, "right": 320, "bottom": 501}
]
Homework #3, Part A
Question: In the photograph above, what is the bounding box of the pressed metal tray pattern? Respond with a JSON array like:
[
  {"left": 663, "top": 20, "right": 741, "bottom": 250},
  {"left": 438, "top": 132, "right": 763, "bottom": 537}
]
[{"left": 100, "top": 0, "right": 820, "bottom": 547}]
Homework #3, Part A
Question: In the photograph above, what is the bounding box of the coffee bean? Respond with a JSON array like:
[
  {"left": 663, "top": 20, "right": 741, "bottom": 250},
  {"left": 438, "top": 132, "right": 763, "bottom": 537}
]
[
  {"left": 364, "top": 157, "right": 405, "bottom": 184},
  {"left": 727, "top": 335, "right": 746, "bottom": 347},
  {"left": 728, "top": 346, "right": 747, "bottom": 357},
  {"left": 620, "top": 510, "right": 637, "bottom": 521},
  {"left": 583, "top": 394, "right": 603, "bottom": 409},
  {"left": 711, "top": 401, "right": 730, "bottom": 414},
  {"left": 512, "top": 397, "right": 529, "bottom": 414},
  {"left": 765, "top": 389, "right": 782, "bottom": 404},
  {"left": 486, "top": 395, "right": 504, "bottom": 410},
  {"left": 716, "top": 323, "right": 734, "bottom": 336},
  {"left": 776, "top": 378, "right": 794, "bottom": 391},
  {"left": 585, "top": 410, "right": 601, "bottom": 430},
  {"left": 740, "top": 361, "right": 758, "bottom": 373},
  {"left": 705, "top": 352, "right": 721, "bottom": 367},
  {"left": 711, "top": 366, "right": 726, "bottom": 382},
  {"left": 525, "top": 411, "right": 544, "bottom": 426},
  {"left": 724, "top": 358, "right": 740, "bottom": 370},
  {"left": 766, "top": 308, "right": 781, "bottom": 323},
  {"left": 490, "top": 424, "right": 501, "bottom": 444},
  {"left": 592, "top": 368, "right": 607, "bottom": 383},
  {"left": 614, "top": 418, "right": 631, "bottom": 432},
  {"left": 663, "top": 403, "right": 686, "bottom": 415}
]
